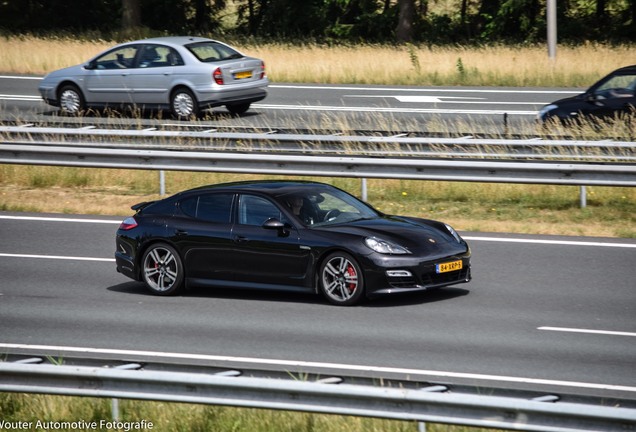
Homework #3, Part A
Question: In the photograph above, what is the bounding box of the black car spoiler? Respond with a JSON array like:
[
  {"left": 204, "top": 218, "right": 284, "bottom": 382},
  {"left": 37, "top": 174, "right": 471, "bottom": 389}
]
[{"left": 131, "top": 201, "right": 156, "bottom": 212}]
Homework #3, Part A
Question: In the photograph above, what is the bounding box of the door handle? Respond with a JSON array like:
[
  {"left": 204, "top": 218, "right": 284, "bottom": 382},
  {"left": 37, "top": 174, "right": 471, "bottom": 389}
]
[{"left": 234, "top": 235, "right": 249, "bottom": 243}]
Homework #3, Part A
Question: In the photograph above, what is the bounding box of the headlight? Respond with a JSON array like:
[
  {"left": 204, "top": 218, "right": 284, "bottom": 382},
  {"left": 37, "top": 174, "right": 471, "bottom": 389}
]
[
  {"left": 537, "top": 104, "right": 557, "bottom": 120},
  {"left": 444, "top": 224, "right": 462, "bottom": 243},
  {"left": 365, "top": 237, "right": 411, "bottom": 254}
]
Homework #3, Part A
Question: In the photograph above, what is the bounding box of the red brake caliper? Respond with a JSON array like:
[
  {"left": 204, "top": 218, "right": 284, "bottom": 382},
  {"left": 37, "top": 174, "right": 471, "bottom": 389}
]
[{"left": 346, "top": 264, "right": 357, "bottom": 292}]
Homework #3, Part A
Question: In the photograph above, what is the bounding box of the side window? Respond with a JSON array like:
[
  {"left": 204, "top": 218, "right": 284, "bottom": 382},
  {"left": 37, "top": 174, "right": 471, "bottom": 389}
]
[
  {"left": 138, "top": 45, "right": 161, "bottom": 68},
  {"left": 94, "top": 46, "right": 138, "bottom": 69},
  {"left": 180, "top": 197, "right": 198, "bottom": 218},
  {"left": 138, "top": 45, "right": 185, "bottom": 68},
  {"left": 179, "top": 194, "right": 233, "bottom": 223},
  {"left": 198, "top": 194, "right": 233, "bottom": 223},
  {"left": 166, "top": 48, "right": 184, "bottom": 66},
  {"left": 238, "top": 195, "right": 282, "bottom": 226}
]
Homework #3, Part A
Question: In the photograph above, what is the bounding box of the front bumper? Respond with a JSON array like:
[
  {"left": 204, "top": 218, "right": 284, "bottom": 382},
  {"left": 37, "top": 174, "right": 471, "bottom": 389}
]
[{"left": 362, "top": 253, "right": 472, "bottom": 297}]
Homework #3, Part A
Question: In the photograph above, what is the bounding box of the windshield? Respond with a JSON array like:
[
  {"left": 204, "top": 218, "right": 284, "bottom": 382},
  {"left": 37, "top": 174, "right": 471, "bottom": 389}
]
[
  {"left": 593, "top": 72, "right": 636, "bottom": 98},
  {"left": 275, "top": 187, "right": 379, "bottom": 227},
  {"left": 186, "top": 41, "right": 244, "bottom": 62}
]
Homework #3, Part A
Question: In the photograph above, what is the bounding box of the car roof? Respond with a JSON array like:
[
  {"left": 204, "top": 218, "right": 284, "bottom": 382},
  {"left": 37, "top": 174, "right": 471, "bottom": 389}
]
[
  {"left": 181, "top": 180, "right": 335, "bottom": 197},
  {"left": 124, "top": 36, "right": 218, "bottom": 48},
  {"left": 610, "top": 64, "right": 636, "bottom": 74}
]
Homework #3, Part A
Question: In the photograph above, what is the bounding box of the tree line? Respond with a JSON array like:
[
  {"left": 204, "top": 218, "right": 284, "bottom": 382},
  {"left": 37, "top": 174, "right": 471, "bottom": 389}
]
[{"left": 1, "top": 0, "right": 634, "bottom": 43}]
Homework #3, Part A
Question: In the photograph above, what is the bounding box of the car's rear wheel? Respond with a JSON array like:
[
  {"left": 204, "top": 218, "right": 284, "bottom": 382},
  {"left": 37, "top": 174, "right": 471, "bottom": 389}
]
[
  {"left": 141, "top": 243, "right": 184, "bottom": 295},
  {"left": 319, "top": 252, "right": 364, "bottom": 306},
  {"left": 226, "top": 103, "right": 250, "bottom": 116},
  {"left": 171, "top": 88, "right": 198, "bottom": 120},
  {"left": 58, "top": 84, "right": 85, "bottom": 116}
]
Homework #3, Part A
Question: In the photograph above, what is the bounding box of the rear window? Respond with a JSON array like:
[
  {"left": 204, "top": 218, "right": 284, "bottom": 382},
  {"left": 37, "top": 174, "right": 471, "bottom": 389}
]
[{"left": 186, "top": 42, "right": 243, "bottom": 62}]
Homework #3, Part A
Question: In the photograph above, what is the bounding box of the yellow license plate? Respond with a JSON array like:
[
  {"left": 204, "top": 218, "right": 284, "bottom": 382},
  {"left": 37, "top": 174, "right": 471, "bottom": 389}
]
[
  {"left": 234, "top": 71, "right": 252, "bottom": 79},
  {"left": 436, "top": 260, "right": 463, "bottom": 273}
]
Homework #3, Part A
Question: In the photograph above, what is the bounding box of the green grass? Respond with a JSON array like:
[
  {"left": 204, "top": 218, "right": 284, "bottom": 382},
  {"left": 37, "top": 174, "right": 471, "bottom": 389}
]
[{"left": 0, "top": 393, "right": 503, "bottom": 432}]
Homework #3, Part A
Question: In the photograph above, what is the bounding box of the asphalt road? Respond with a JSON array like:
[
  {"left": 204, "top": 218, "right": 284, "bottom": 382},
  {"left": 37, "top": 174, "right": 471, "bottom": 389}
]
[
  {"left": 1, "top": 212, "right": 634, "bottom": 401},
  {"left": 0, "top": 74, "right": 579, "bottom": 131}
]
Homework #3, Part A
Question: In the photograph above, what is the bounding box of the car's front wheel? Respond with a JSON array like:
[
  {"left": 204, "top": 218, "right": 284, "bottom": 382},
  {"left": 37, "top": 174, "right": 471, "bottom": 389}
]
[
  {"left": 58, "top": 84, "right": 85, "bottom": 116},
  {"left": 141, "top": 243, "right": 184, "bottom": 295},
  {"left": 319, "top": 252, "right": 365, "bottom": 306},
  {"left": 171, "top": 88, "right": 199, "bottom": 120}
]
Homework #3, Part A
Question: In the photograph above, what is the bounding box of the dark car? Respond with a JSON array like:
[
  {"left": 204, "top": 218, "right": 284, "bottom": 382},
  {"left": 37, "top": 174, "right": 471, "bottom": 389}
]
[
  {"left": 538, "top": 65, "right": 636, "bottom": 124},
  {"left": 115, "top": 181, "right": 471, "bottom": 305},
  {"left": 39, "top": 36, "right": 268, "bottom": 119}
]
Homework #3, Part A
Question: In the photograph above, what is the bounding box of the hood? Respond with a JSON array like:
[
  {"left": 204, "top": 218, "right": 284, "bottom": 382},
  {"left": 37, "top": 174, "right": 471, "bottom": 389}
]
[
  {"left": 548, "top": 93, "right": 586, "bottom": 107},
  {"left": 319, "top": 216, "right": 464, "bottom": 254},
  {"left": 43, "top": 64, "right": 87, "bottom": 80}
]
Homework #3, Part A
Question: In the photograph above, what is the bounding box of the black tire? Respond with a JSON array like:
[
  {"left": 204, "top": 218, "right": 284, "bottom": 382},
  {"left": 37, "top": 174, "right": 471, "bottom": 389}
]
[
  {"left": 319, "top": 252, "right": 365, "bottom": 306},
  {"left": 141, "top": 243, "right": 184, "bottom": 295},
  {"left": 226, "top": 103, "right": 250, "bottom": 116},
  {"left": 171, "top": 88, "right": 199, "bottom": 120},
  {"left": 58, "top": 84, "right": 85, "bottom": 116}
]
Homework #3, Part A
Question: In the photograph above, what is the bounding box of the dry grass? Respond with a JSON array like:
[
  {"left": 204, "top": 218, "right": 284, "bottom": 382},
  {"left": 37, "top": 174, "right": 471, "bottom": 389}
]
[
  {"left": 0, "top": 36, "right": 634, "bottom": 238},
  {"left": 1, "top": 35, "right": 634, "bottom": 87},
  {"left": 256, "top": 42, "right": 636, "bottom": 87},
  {"left": 1, "top": 167, "right": 634, "bottom": 238}
]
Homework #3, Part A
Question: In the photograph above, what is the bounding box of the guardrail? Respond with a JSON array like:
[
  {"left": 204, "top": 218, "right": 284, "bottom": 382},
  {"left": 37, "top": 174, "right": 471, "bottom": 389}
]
[
  {"left": 0, "top": 143, "right": 635, "bottom": 187},
  {"left": 1, "top": 360, "right": 634, "bottom": 432},
  {"left": 1, "top": 125, "right": 634, "bottom": 207},
  {"left": 1, "top": 125, "right": 635, "bottom": 161}
]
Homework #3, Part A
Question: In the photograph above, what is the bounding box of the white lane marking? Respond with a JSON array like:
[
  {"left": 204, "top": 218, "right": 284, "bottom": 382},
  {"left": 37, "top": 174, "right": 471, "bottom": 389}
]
[
  {"left": 0, "top": 215, "right": 120, "bottom": 224},
  {"left": 271, "top": 84, "right": 578, "bottom": 95},
  {"left": 539, "top": 327, "right": 636, "bottom": 337},
  {"left": 2, "top": 215, "right": 634, "bottom": 249},
  {"left": 347, "top": 95, "right": 548, "bottom": 105},
  {"left": 0, "top": 342, "right": 634, "bottom": 394},
  {"left": 0, "top": 94, "right": 42, "bottom": 101},
  {"left": 0, "top": 76, "right": 42, "bottom": 80},
  {"left": 463, "top": 236, "right": 636, "bottom": 249},
  {"left": 346, "top": 95, "right": 486, "bottom": 103},
  {"left": 0, "top": 77, "right": 577, "bottom": 94},
  {"left": 253, "top": 103, "right": 538, "bottom": 116},
  {"left": 0, "top": 253, "right": 114, "bottom": 262}
]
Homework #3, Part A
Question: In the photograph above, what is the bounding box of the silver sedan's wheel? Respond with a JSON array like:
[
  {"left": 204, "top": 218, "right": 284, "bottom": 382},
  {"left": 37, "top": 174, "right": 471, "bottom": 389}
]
[
  {"left": 58, "top": 85, "right": 84, "bottom": 115},
  {"left": 171, "top": 88, "right": 198, "bottom": 119},
  {"left": 141, "top": 244, "right": 184, "bottom": 295},
  {"left": 319, "top": 252, "right": 364, "bottom": 306}
]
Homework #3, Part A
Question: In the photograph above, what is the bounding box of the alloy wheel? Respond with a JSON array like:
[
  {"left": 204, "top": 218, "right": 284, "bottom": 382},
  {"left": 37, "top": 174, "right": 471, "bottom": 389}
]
[
  {"left": 142, "top": 244, "right": 183, "bottom": 295},
  {"left": 320, "top": 253, "right": 364, "bottom": 305}
]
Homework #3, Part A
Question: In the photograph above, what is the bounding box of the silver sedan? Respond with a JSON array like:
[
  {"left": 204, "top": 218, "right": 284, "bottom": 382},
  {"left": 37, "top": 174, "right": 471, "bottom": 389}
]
[{"left": 39, "top": 36, "right": 269, "bottom": 119}]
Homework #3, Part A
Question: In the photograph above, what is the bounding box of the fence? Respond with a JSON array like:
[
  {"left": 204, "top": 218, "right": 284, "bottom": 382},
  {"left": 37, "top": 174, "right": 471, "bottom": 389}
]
[{"left": 1, "top": 358, "right": 634, "bottom": 432}]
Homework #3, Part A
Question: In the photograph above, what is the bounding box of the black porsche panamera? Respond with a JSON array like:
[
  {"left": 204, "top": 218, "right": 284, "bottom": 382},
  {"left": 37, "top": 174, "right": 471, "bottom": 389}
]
[{"left": 115, "top": 181, "right": 471, "bottom": 305}]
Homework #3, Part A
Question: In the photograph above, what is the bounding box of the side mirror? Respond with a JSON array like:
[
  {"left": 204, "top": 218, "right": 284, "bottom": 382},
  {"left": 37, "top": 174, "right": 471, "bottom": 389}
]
[
  {"left": 84, "top": 61, "right": 96, "bottom": 70},
  {"left": 263, "top": 218, "right": 285, "bottom": 229},
  {"left": 262, "top": 218, "right": 291, "bottom": 236}
]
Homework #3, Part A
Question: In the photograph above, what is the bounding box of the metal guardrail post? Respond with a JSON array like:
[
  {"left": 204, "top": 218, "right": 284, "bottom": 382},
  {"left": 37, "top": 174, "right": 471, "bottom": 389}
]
[{"left": 580, "top": 186, "right": 587, "bottom": 208}]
